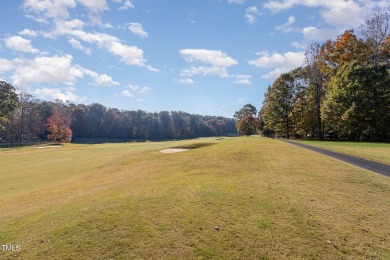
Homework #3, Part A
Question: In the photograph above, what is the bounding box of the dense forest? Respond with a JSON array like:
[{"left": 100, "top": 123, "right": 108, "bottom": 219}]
[
  {"left": 258, "top": 8, "right": 390, "bottom": 141},
  {"left": 0, "top": 85, "right": 236, "bottom": 147}
]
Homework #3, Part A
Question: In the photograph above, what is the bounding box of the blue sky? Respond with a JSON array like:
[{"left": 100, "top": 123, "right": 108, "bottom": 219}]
[{"left": 0, "top": 0, "right": 387, "bottom": 117}]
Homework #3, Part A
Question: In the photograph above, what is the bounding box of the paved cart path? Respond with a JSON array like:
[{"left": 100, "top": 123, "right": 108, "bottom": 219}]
[{"left": 282, "top": 139, "right": 390, "bottom": 178}]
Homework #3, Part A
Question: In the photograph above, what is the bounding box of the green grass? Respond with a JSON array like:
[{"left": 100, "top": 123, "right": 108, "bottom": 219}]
[
  {"left": 0, "top": 137, "right": 389, "bottom": 259},
  {"left": 294, "top": 140, "right": 390, "bottom": 165}
]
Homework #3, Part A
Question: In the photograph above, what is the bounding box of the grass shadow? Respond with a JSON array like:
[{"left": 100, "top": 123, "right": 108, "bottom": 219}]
[{"left": 172, "top": 142, "right": 216, "bottom": 150}]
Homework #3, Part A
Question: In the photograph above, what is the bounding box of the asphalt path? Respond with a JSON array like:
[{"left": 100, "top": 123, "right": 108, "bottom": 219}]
[{"left": 282, "top": 139, "right": 390, "bottom": 178}]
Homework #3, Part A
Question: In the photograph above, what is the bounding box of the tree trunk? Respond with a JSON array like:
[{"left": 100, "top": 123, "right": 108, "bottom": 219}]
[{"left": 316, "top": 84, "right": 323, "bottom": 140}]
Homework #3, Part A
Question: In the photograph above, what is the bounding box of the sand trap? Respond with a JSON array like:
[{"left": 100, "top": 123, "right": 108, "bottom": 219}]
[
  {"left": 35, "top": 145, "right": 62, "bottom": 149},
  {"left": 160, "top": 148, "right": 189, "bottom": 153}
]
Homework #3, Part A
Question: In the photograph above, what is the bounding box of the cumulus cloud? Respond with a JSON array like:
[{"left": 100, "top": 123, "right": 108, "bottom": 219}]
[
  {"left": 0, "top": 59, "right": 14, "bottom": 74},
  {"left": 77, "top": 0, "right": 108, "bottom": 13},
  {"left": 248, "top": 51, "right": 305, "bottom": 80},
  {"left": 302, "top": 26, "right": 337, "bottom": 41},
  {"left": 320, "top": 1, "right": 362, "bottom": 29},
  {"left": 19, "top": 29, "right": 38, "bottom": 37},
  {"left": 23, "top": 0, "right": 107, "bottom": 19},
  {"left": 1, "top": 54, "right": 118, "bottom": 88},
  {"left": 291, "top": 26, "right": 338, "bottom": 48},
  {"left": 179, "top": 49, "right": 237, "bottom": 78},
  {"left": 81, "top": 68, "right": 120, "bottom": 87},
  {"left": 262, "top": 0, "right": 380, "bottom": 49},
  {"left": 128, "top": 23, "right": 148, "bottom": 38},
  {"left": 68, "top": 38, "right": 91, "bottom": 54},
  {"left": 178, "top": 78, "right": 195, "bottom": 84},
  {"left": 118, "top": 0, "right": 134, "bottom": 10},
  {"left": 276, "top": 15, "right": 297, "bottom": 32},
  {"left": 139, "top": 86, "right": 151, "bottom": 94},
  {"left": 121, "top": 90, "right": 133, "bottom": 97},
  {"left": 245, "top": 6, "right": 261, "bottom": 24},
  {"left": 69, "top": 30, "right": 157, "bottom": 71},
  {"left": 23, "top": 0, "right": 77, "bottom": 20},
  {"left": 234, "top": 75, "right": 252, "bottom": 85},
  {"left": 95, "top": 74, "right": 120, "bottom": 86},
  {"left": 121, "top": 84, "right": 151, "bottom": 97},
  {"left": 227, "top": 0, "right": 246, "bottom": 4},
  {"left": 22, "top": 1, "right": 156, "bottom": 72},
  {"left": 263, "top": 0, "right": 370, "bottom": 29},
  {"left": 5, "top": 36, "right": 39, "bottom": 53},
  {"left": 23, "top": 0, "right": 108, "bottom": 30},
  {"left": 34, "top": 87, "right": 80, "bottom": 102},
  {"left": 11, "top": 55, "right": 83, "bottom": 86}
]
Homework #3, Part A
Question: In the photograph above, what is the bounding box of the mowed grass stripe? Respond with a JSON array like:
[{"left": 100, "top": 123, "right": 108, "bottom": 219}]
[{"left": 0, "top": 137, "right": 389, "bottom": 259}]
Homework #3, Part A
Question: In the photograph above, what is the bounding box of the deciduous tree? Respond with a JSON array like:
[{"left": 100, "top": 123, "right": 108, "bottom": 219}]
[
  {"left": 46, "top": 107, "right": 72, "bottom": 143},
  {"left": 237, "top": 115, "right": 258, "bottom": 136}
]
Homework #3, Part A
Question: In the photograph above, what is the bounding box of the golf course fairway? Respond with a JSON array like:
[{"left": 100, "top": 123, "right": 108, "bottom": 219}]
[{"left": 1, "top": 137, "right": 389, "bottom": 259}]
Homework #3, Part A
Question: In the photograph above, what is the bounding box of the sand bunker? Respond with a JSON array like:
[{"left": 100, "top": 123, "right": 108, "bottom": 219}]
[
  {"left": 160, "top": 148, "right": 189, "bottom": 153},
  {"left": 35, "top": 145, "right": 63, "bottom": 149}
]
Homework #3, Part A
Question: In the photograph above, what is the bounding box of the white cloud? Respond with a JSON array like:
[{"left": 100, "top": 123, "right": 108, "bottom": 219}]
[
  {"left": 68, "top": 38, "right": 91, "bottom": 55},
  {"left": 23, "top": 0, "right": 107, "bottom": 29},
  {"left": 11, "top": 55, "right": 83, "bottom": 86},
  {"left": 118, "top": 0, "right": 134, "bottom": 10},
  {"left": 179, "top": 49, "right": 237, "bottom": 78},
  {"left": 263, "top": 0, "right": 369, "bottom": 30},
  {"left": 276, "top": 15, "right": 297, "bottom": 32},
  {"left": 104, "top": 23, "right": 113, "bottom": 29},
  {"left": 23, "top": 0, "right": 77, "bottom": 19},
  {"left": 180, "top": 49, "right": 237, "bottom": 67},
  {"left": 139, "top": 86, "right": 151, "bottom": 94},
  {"left": 245, "top": 6, "right": 261, "bottom": 24},
  {"left": 126, "top": 84, "right": 140, "bottom": 91},
  {"left": 320, "top": 1, "right": 362, "bottom": 29},
  {"left": 77, "top": 0, "right": 107, "bottom": 13},
  {"left": 34, "top": 88, "right": 80, "bottom": 102},
  {"left": 41, "top": 19, "right": 86, "bottom": 38},
  {"left": 95, "top": 74, "right": 120, "bottom": 86},
  {"left": 5, "top": 36, "right": 39, "bottom": 53},
  {"left": 0, "top": 59, "right": 14, "bottom": 74},
  {"left": 128, "top": 23, "right": 148, "bottom": 38},
  {"left": 235, "top": 75, "right": 252, "bottom": 85},
  {"left": 248, "top": 51, "right": 305, "bottom": 80},
  {"left": 237, "top": 98, "right": 246, "bottom": 103},
  {"left": 22, "top": 1, "right": 156, "bottom": 72},
  {"left": 121, "top": 90, "right": 133, "bottom": 97},
  {"left": 262, "top": 0, "right": 380, "bottom": 50},
  {"left": 302, "top": 26, "right": 337, "bottom": 42},
  {"left": 70, "top": 30, "right": 157, "bottom": 71},
  {"left": 263, "top": 0, "right": 324, "bottom": 12},
  {"left": 2, "top": 54, "right": 118, "bottom": 88},
  {"left": 227, "top": 0, "right": 246, "bottom": 4},
  {"left": 291, "top": 26, "right": 338, "bottom": 48},
  {"left": 81, "top": 68, "right": 120, "bottom": 87},
  {"left": 178, "top": 78, "right": 195, "bottom": 84},
  {"left": 123, "top": 84, "right": 151, "bottom": 95},
  {"left": 19, "top": 29, "right": 38, "bottom": 37}
]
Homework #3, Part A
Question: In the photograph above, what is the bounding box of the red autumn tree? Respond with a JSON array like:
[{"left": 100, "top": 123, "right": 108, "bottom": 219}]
[
  {"left": 46, "top": 107, "right": 72, "bottom": 143},
  {"left": 236, "top": 115, "right": 259, "bottom": 137}
]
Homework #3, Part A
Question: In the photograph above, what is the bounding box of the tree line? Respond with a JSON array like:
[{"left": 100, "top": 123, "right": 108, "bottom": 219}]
[
  {"left": 0, "top": 84, "right": 236, "bottom": 146},
  {"left": 258, "top": 7, "right": 390, "bottom": 141}
]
